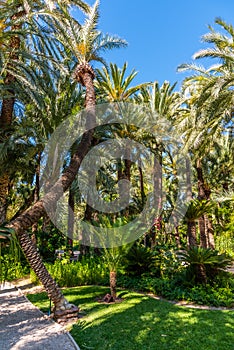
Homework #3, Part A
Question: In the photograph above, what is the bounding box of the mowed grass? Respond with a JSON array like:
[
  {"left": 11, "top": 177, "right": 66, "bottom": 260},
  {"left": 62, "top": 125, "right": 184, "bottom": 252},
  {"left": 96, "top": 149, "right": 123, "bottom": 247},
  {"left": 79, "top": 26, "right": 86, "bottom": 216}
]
[{"left": 27, "top": 286, "right": 234, "bottom": 350}]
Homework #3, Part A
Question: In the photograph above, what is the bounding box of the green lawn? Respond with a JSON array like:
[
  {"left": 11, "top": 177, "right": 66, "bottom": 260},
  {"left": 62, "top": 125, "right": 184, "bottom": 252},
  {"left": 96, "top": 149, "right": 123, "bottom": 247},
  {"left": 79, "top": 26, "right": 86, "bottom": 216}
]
[{"left": 27, "top": 286, "right": 234, "bottom": 350}]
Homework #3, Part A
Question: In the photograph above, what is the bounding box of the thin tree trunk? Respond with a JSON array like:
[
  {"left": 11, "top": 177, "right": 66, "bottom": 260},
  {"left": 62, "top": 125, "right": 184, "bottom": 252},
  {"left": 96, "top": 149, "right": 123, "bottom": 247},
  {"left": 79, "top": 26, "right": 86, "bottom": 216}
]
[
  {"left": 138, "top": 160, "right": 145, "bottom": 207},
  {"left": 206, "top": 215, "right": 215, "bottom": 249},
  {"left": 109, "top": 270, "right": 117, "bottom": 300},
  {"left": 67, "top": 188, "right": 75, "bottom": 250},
  {"left": 32, "top": 152, "right": 41, "bottom": 235},
  {"left": 195, "top": 158, "right": 214, "bottom": 249}
]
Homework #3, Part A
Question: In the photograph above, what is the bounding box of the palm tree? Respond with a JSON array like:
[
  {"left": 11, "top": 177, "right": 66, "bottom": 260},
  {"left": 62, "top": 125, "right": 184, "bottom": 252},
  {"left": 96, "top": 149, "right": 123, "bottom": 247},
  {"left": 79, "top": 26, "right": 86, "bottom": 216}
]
[
  {"left": 0, "top": 0, "right": 90, "bottom": 224},
  {"left": 57, "top": 0, "right": 127, "bottom": 110},
  {"left": 178, "top": 18, "right": 234, "bottom": 138},
  {"left": 95, "top": 62, "right": 147, "bottom": 102},
  {"left": 184, "top": 199, "right": 213, "bottom": 248},
  {"left": 137, "top": 81, "right": 183, "bottom": 244},
  {"left": 177, "top": 19, "right": 234, "bottom": 250},
  {"left": 6, "top": 0, "right": 127, "bottom": 315}
]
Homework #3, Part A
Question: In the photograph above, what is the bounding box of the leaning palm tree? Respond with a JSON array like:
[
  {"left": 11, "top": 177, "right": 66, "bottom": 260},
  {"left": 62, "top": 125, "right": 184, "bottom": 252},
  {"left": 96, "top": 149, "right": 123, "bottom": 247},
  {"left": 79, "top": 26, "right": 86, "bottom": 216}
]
[
  {"left": 0, "top": 0, "right": 90, "bottom": 224},
  {"left": 56, "top": 0, "right": 127, "bottom": 110},
  {"left": 6, "top": 0, "right": 127, "bottom": 316}
]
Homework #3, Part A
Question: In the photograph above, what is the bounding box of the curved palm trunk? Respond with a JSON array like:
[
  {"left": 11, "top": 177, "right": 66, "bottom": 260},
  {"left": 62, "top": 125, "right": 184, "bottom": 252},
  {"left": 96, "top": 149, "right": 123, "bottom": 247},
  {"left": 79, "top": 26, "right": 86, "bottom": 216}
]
[
  {"left": 6, "top": 62, "right": 97, "bottom": 313},
  {"left": 7, "top": 114, "right": 94, "bottom": 314},
  {"left": 18, "top": 229, "right": 67, "bottom": 308}
]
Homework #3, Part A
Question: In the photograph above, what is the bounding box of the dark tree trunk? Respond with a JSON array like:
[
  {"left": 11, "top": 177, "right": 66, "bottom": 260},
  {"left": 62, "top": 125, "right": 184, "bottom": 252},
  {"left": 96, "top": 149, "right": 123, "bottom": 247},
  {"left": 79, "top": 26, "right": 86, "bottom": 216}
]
[
  {"left": 195, "top": 264, "right": 207, "bottom": 284},
  {"left": 67, "top": 188, "right": 75, "bottom": 249},
  {"left": 0, "top": 173, "right": 9, "bottom": 225},
  {"left": 199, "top": 215, "right": 207, "bottom": 248},
  {"left": 32, "top": 152, "right": 41, "bottom": 235},
  {"left": 0, "top": 10, "right": 24, "bottom": 223},
  {"left": 195, "top": 158, "right": 214, "bottom": 249},
  {"left": 138, "top": 160, "right": 145, "bottom": 207},
  {"left": 187, "top": 220, "right": 197, "bottom": 248}
]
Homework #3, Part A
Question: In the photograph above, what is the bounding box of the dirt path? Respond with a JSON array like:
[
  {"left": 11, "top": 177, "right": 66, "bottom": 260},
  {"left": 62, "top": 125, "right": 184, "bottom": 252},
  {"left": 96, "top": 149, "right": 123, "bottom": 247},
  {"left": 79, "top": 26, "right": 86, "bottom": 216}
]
[{"left": 0, "top": 282, "right": 80, "bottom": 350}]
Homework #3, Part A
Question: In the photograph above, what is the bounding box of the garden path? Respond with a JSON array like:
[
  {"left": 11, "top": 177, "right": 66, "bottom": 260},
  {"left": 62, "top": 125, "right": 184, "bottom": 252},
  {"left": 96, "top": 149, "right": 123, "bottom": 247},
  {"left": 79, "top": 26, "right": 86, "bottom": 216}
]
[{"left": 0, "top": 282, "right": 80, "bottom": 350}]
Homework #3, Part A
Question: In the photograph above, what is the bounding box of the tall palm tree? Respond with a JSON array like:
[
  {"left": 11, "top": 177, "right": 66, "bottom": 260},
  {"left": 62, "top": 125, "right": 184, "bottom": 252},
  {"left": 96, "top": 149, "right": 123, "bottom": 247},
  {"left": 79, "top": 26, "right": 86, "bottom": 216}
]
[
  {"left": 177, "top": 18, "right": 234, "bottom": 250},
  {"left": 137, "top": 81, "right": 183, "bottom": 244},
  {"left": 0, "top": 0, "right": 90, "bottom": 224},
  {"left": 6, "top": 0, "right": 127, "bottom": 315},
  {"left": 56, "top": 0, "right": 127, "bottom": 109}
]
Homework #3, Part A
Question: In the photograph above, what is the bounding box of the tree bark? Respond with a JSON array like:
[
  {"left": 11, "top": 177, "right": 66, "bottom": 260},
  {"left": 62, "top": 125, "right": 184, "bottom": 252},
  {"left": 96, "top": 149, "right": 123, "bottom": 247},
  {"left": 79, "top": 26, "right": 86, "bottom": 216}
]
[
  {"left": 187, "top": 220, "right": 198, "bottom": 248},
  {"left": 196, "top": 158, "right": 214, "bottom": 249},
  {"left": 109, "top": 270, "right": 117, "bottom": 300},
  {"left": 0, "top": 173, "right": 9, "bottom": 225},
  {"left": 199, "top": 215, "right": 207, "bottom": 248}
]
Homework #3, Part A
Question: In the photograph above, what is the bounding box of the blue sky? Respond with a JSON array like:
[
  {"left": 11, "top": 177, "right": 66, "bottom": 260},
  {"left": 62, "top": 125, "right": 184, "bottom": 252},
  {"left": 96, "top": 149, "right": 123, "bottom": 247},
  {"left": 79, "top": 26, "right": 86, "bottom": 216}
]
[{"left": 79, "top": 0, "right": 234, "bottom": 89}]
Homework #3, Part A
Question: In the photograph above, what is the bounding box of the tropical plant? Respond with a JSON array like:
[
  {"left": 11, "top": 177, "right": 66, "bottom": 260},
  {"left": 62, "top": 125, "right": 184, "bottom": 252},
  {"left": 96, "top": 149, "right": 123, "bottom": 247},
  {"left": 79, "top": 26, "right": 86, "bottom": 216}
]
[{"left": 178, "top": 246, "right": 233, "bottom": 284}]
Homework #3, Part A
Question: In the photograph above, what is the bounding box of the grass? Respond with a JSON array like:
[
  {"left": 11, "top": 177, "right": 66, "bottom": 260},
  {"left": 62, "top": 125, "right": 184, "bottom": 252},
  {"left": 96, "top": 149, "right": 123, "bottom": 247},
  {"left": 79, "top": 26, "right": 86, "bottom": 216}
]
[{"left": 27, "top": 286, "right": 234, "bottom": 350}]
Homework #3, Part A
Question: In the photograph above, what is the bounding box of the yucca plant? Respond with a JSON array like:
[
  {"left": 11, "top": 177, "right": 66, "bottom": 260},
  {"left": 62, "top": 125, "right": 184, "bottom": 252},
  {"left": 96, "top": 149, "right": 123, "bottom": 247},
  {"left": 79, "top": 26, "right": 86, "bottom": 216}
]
[{"left": 178, "top": 246, "right": 233, "bottom": 284}]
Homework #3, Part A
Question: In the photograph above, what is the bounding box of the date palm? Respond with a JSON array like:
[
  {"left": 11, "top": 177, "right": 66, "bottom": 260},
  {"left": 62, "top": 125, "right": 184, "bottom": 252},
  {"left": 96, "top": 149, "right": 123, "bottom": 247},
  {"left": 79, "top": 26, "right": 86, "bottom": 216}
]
[
  {"left": 95, "top": 62, "right": 147, "bottom": 102},
  {"left": 178, "top": 18, "right": 234, "bottom": 138},
  {"left": 6, "top": 0, "right": 127, "bottom": 314}
]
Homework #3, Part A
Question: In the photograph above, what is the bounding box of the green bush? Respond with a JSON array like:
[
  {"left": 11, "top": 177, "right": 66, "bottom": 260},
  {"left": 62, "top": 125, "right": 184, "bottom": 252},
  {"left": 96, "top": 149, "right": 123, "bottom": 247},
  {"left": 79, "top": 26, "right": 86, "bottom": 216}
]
[
  {"left": 30, "top": 256, "right": 109, "bottom": 287},
  {"left": 116, "top": 271, "right": 234, "bottom": 307}
]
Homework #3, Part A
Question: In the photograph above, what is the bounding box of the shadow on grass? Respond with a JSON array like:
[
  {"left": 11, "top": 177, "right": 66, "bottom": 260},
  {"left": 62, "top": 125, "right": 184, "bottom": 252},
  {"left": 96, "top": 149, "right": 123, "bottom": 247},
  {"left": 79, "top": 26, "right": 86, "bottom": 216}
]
[
  {"left": 69, "top": 289, "right": 234, "bottom": 350},
  {"left": 27, "top": 286, "right": 234, "bottom": 350}
]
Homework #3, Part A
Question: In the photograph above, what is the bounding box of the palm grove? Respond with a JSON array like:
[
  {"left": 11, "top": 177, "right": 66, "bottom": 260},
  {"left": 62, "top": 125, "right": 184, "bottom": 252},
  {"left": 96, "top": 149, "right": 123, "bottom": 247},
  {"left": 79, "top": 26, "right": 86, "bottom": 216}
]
[{"left": 0, "top": 0, "right": 233, "bottom": 315}]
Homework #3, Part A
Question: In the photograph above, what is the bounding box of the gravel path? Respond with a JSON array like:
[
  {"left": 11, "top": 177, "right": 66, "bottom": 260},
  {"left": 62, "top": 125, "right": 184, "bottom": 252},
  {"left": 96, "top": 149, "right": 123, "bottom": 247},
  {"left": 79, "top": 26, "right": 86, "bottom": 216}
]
[{"left": 0, "top": 282, "right": 80, "bottom": 350}]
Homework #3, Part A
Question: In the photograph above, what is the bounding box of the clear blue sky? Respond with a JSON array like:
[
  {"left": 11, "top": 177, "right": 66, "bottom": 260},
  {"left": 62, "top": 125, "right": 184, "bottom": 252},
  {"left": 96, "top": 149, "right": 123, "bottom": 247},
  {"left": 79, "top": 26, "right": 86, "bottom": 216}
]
[{"left": 77, "top": 1, "right": 234, "bottom": 88}]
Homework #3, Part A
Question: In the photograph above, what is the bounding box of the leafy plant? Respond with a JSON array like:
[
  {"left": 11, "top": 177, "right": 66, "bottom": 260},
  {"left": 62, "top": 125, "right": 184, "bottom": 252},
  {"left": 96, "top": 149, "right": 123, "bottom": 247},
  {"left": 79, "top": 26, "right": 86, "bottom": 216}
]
[
  {"left": 178, "top": 247, "right": 233, "bottom": 284},
  {"left": 123, "top": 243, "right": 155, "bottom": 276}
]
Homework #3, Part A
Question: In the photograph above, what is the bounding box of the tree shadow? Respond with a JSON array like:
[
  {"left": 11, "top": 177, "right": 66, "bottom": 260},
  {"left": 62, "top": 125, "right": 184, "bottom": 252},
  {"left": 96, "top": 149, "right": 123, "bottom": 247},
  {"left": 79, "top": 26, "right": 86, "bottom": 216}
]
[{"left": 70, "top": 293, "right": 234, "bottom": 350}]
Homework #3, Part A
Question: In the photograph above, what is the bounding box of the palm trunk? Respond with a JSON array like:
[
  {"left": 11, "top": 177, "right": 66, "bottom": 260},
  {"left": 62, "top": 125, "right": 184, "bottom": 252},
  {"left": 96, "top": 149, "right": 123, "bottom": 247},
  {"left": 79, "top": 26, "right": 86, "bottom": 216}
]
[
  {"left": 195, "top": 264, "right": 207, "bottom": 284},
  {"left": 138, "top": 160, "right": 145, "bottom": 207},
  {"left": 67, "top": 188, "right": 75, "bottom": 249},
  {"left": 187, "top": 220, "right": 198, "bottom": 248},
  {"left": 6, "top": 63, "right": 96, "bottom": 313},
  {"left": 195, "top": 158, "right": 214, "bottom": 249},
  {"left": 109, "top": 270, "right": 117, "bottom": 300},
  {"left": 0, "top": 173, "right": 9, "bottom": 224},
  {"left": 0, "top": 10, "right": 24, "bottom": 223},
  {"left": 32, "top": 152, "right": 41, "bottom": 235},
  {"left": 18, "top": 228, "right": 68, "bottom": 309},
  {"left": 199, "top": 215, "right": 207, "bottom": 248}
]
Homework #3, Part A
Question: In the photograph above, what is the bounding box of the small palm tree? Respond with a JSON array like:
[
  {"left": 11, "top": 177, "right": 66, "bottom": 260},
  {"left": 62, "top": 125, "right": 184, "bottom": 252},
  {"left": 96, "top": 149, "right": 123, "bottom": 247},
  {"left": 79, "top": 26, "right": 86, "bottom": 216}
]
[
  {"left": 184, "top": 199, "right": 214, "bottom": 249},
  {"left": 179, "top": 246, "right": 233, "bottom": 284}
]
